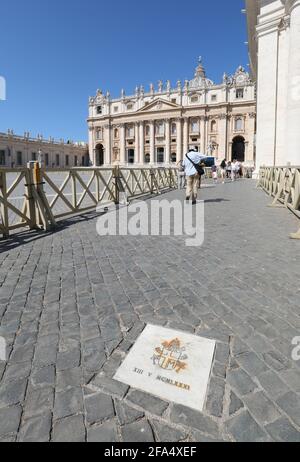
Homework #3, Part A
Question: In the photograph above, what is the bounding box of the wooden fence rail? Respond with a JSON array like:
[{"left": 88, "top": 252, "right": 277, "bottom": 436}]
[
  {"left": 0, "top": 164, "right": 177, "bottom": 238},
  {"left": 259, "top": 166, "right": 300, "bottom": 239}
]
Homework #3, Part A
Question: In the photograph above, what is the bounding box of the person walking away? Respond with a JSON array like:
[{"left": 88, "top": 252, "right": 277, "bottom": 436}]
[
  {"left": 220, "top": 159, "right": 227, "bottom": 183},
  {"left": 211, "top": 164, "right": 218, "bottom": 184},
  {"left": 231, "top": 160, "right": 237, "bottom": 182},
  {"left": 182, "top": 148, "right": 203, "bottom": 205},
  {"left": 226, "top": 161, "right": 232, "bottom": 179},
  {"left": 177, "top": 160, "right": 185, "bottom": 190}
]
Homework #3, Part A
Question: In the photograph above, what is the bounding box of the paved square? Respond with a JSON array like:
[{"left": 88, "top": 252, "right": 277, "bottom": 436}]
[{"left": 114, "top": 324, "right": 216, "bottom": 412}]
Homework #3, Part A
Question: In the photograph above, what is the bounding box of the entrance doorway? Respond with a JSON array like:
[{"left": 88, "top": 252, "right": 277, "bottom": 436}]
[
  {"left": 232, "top": 136, "right": 245, "bottom": 162},
  {"left": 95, "top": 144, "right": 104, "bottom": 166}
]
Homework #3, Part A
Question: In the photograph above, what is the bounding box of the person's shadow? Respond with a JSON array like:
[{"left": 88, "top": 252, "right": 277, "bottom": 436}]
[{"left": 204, "top": 198, "right": 230, "bottom": 203}]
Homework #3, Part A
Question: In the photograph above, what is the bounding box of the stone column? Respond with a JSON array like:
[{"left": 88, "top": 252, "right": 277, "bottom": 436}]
[
  {"left": 104, "top": 124, "right": 111, "bottom": 165},
  {"left": 286, "top": 0, "right": 300, "bottom": 165},
  {"left": 183, "top": 117, "right": 189, "bottom": 154},
  {"left": 200, "top": 117, "right": 206, "bottom": 154},
  {"left": 218, "top": 115, "right": 227, "bottom": 161},
  {"left": 150, "top": 120, "right": 155, "bottom": 164},
  {"left": 88, "top": 127, "right": 95, "bottom": 165},
  {"left": 165, "top": 119, "right": 171, "bottom": 164},
  {"left": 135, "top": 122, "right": 139, "bottom": 165},
  {"left": 176, "top": 119, "right": 182, "bottom": 161},
  {"left": 139, "top": 121, "right": 145, "bottom": 164},
  {"left": 120, "top": 124, "right": 126, "bottom": 165}
]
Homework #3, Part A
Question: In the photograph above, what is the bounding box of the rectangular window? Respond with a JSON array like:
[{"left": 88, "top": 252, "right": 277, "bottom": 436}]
[
  {"left": 65, "top": 155, "right": 69, "bottom": 166},
  {"left": 82, "top": 156, "right": 85, "bottom": 166},
  {"left": 156, "top": 122, "right": 165, "bottom": 136},
  {"left": 32, "top": 152, "right": 37, "bottom": 161},
  {"left": 56, "top": 154, "right": 60, "bottom": 166},
  {"left": 96, "top": 129, "right": 103, "bottom": 140},
  {"left": 191, "top": 120, "right": 199, "bottom": 133},
  {"left": 17, "top": 151, "right": 23, "bottom": 165},
  {"left": 97, "top": 106, "right": 102, "bottom": 114},
  {"left": 74, "top": 156, "right": 78, "bottom": 166},
  {"left": 211, "top": 95, "right": 217, "bottom": 102},
  {"left": 0, "top": 150, "right": 6, "bottom": 165},
  {"left": 45, "top": 153, "right": 49, "bottom": 167},
  {"left": 114, "top": 106, "right": 119, "bottom": 113},
  {"left": 126, "top": 126, "right": 134, "bottom": 138}
]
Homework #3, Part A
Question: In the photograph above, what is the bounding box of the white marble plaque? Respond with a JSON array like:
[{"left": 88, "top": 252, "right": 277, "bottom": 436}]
[{"left": 114, "top": 324, "right": 216, "bottom": 412}]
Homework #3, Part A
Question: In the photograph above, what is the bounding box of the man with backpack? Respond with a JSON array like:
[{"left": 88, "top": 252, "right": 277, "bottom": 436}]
[{"left": 182, "top": 148, "right": 205, "bottom": 205}]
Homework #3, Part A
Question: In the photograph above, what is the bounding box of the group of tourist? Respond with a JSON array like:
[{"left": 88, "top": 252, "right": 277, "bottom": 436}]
[{"left": 177, "top": 148, "right": 250, "bottom": 203}]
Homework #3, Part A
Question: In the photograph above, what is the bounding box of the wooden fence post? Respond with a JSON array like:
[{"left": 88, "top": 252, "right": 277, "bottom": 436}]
[{"left": 0, "top": 171, "right": 9, "bottom": 238}]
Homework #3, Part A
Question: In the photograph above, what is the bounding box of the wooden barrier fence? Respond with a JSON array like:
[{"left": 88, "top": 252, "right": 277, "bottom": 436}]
[
  {"left": 0, "top": 164, "right": 177, "bottom": 238},
  {"left": 259, "top": 166, "right": 300, "bottom": 239}
]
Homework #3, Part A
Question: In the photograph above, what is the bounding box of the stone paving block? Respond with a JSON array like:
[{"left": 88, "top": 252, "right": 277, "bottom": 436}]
[
  {"left": 236, "top": 351, "right": 269, "bottom": 377},
  {"left": 151, "top": 420, "right": 187, "bottom": 442},
  {"left": 18, "top": 412, "right": 52, "bottom": 442},
  {"left": 279, "top": 369, "right": 300, "bottom": 393},
  {"left": 56, "top": 349, "right": 81, "bottom": 371},
  {"left": 23, "top": 387, "right": 54, "bottom": 420},
  {"left": 121, "top": 419, "right": 155, "bottom": 443},
  {"left": 265, "top": 417, "right": 300, "bottom": 442},
  {"left": 205, "top": 376, "right": 225, "bottom": 418},
  {"left": 226, "top": 410, "right": 268, "bottom": 442},
  {"left": 52, "top": 415, "right": 86, "bottom": 442},
  {"left": 227, "top": 368, "right": 257, "bottom": 396},
  {"left": 0, "top": 378, "right": 27, "bottom": 407},
  {"left": 53, "top": 387, "right": 84, "bottom": 420},
  {"left": 0, "top": 405, "right": 22, "bottom": 438},
  {"left": 243, "top": 391, "right": 281, "bottom": 426},
  {"left": 89, "top": 374, "right": 129, "bottom": 399},
  {"left": 87, "top": 419, "right": 119, "bottom": 442},
  {"left": 84, "top": 391, "right": 115, "bottom": 425},
  {"left": 170, "top": 404, "right": 220, "bottom": 438},
  {"left": 127, "top": 390, "right": 169, "bottom": 416},
  {"left": 56, "top": 367, "right": 83, "bottom": 392},
  {"left": 257, "top": 370, "right": 290, "bottom": 400},
  {"left": 276, "top": 392, "right": 300, "bottom": 427},
  {"left": 229, "top": 391, "right": 244, "bottom": 416},
  {"left": 30, "top": 365, "right": 55, "bottom": 389},
  {"left": 4, "top": 361, "right": 32, "bottom": 382},
  {"left": 115, "top": 400, "right": 145, "bottom": 426}
]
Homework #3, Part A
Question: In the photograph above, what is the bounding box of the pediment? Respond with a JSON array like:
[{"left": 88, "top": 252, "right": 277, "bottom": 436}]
[{"left": 137, "top": 98, "right": 182, "bottom": 113}]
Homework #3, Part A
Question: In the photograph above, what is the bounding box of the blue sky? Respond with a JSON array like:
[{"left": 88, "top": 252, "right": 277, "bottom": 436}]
[{"left": 0, "top": 0, "right": 248, "bottom": 142}]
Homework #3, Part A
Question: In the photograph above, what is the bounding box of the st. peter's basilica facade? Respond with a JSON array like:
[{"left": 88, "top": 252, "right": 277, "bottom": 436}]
[{"left": 88, "top": 59, "right": 256, "bottom": 167}]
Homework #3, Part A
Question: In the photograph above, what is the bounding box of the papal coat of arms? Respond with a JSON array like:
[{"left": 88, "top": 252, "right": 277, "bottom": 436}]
[{"left": 152, "top": 338, "right": 188, "bottom": 373}]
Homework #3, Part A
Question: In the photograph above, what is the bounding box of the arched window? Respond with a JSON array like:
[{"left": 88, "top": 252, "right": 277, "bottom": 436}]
[
  {"left": 211, "top": 120, "right": 217, "bottom": 132},
  {"left": 114, "top": 128, "right": 119, "bottom": 139},
  {"left": 145, "top": 125, "right": 150, "bottom": 136},
  {"left": 145, "top": 153, "right": 150, "bottom": 163},
  {"left": 171, "top": 153, "right": 177, "bottom": 163},
  {"left": 235, "top": 117, "right": 243, "bottom": 131},
  {"left": 191, "top": 95, "right": 199, "bottom": 104},
  {"left": 171, "top": 123, "right": 177, "bottom": 135}
]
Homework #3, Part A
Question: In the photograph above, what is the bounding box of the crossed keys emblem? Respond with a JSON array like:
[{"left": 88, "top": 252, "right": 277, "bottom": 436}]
[{"left": 152, "top": 338, "right": 188, "bottom": 373}]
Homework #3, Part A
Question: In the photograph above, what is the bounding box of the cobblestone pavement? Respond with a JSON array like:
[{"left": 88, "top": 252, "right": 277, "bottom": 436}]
[{"left": 0, "top": 180, "right": 300, "bottom": 442}]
